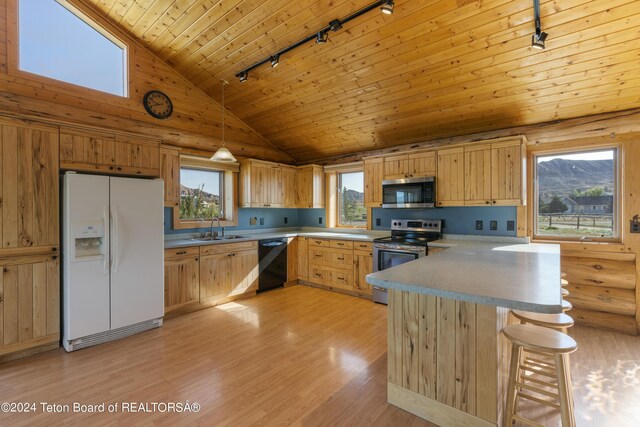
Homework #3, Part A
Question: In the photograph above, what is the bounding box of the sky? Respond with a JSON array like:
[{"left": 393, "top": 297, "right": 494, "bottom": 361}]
[
  {"left": 181, "top": 169, "right": 221, "bottom": 195},
  {"left": 18, "top": 0, "right": 125, "bottom": 96},
  {"left": 537, "top": 149, "right": 614, "bottom": 163},
  {"left": 340, "top": 171, "right": 364, "bottom": 192}
]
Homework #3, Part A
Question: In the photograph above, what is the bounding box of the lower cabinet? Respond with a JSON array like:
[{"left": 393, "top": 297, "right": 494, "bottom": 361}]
[
  {"left": 164, "top": 241, "right": 259, "bottom": 316},
  {"left": 164, "top": 247, "right": 200, "bottom": 314},
  {"left": 305, "top": 239, "right": 373, "bottom": 296},
  {"left": 0, "top": 252, "right": 60, "bottom": 359}
]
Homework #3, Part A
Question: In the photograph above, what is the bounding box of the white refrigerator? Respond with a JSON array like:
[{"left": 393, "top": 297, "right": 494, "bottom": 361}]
[{"left": 62, "top": 172, "right": 164, "bottom": 352}]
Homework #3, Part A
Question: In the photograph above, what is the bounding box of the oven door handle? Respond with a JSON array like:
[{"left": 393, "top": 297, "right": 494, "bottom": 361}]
[{"left": 374, "top": 247, "right": 425, "bottom": 255}]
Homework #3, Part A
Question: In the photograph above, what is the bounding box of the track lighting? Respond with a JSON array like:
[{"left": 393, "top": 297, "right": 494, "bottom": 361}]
[
  {"left": 234, "top": 0, "right": 396, "bottom": 82},
  {"left": 316, "top": 31, "right": 328, "bottom": 44},
  {"left": 380, "top": 0, "right": 394, "bottom": 15},
  {"left": 531, "top": 0, "right": 548, "bottom": 50}
]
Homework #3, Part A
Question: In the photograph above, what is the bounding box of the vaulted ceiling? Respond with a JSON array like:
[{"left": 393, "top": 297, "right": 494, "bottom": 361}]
[{"left": 85, "top": 0, "right": 640, "bottom": 162}]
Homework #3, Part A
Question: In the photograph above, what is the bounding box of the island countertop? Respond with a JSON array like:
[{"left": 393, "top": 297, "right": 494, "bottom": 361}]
[{"left": 366, "top": 239, "right": 562, "bottom": 313}]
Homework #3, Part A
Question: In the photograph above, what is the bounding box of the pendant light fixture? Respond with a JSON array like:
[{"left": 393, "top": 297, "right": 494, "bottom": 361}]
[
  {"left": 531, "top": 0, "right": 548, "bottom": 50},
  {"left": 210, "top": 80, "right": 237, "bottom": 163}
]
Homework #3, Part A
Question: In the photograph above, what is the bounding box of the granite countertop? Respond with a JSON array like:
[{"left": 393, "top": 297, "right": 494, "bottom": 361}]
[
  {"left": 164, "top": 228, "right": 387, "bottom": 249},
  {"left": 366, "top": 240, "right": 562, "bottom": 313}
]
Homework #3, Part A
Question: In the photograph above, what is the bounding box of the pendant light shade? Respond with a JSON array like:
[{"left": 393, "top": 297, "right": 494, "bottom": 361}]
[{"left": 211, "top": 80, "right": 237, "bottom": 163}]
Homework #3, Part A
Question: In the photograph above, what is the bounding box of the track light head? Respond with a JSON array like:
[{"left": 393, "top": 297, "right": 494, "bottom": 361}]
[
  {"left": 329, "top": 19, "right": 342, "bottom": 32},
  {"left": 531, "top": 29, "right": 548, "bottom": 50},
  {"left": 380, "top": 0, "right": 394, "bottom": 15},
  {"left": 270, "top": 55, "right": 280, "bottom": 68},
  {"left": 316, "top": 31, "right": 328, "bottom": 44},
  {"left": 238, "top": 71, "right": 248, "bottom": 82}
]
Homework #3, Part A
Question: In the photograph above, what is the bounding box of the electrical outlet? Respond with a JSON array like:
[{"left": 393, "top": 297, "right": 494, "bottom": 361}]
[
  {"left": 260, "top": 218, "right": 264, "bottom": 225},
  {"left": 284, "top": 217, "right": 288, "bottom": 224},
  {"left": 490, "top": 220, "right": 498, "bottom": 231},
  {"left": 475, "top": 220, "right": 483, "bottom": 230},
  {"left": 250, "top": 217, "right": 257, "bottom": 226},
  {"left": 376, "top": 218, "right": 381, "bottom": 226},
  {"left": 319, "top": 217, "right": 323, "bottom": 225},
  {"left": 507, "top": 221, "right": 515, "bottom": 231}
]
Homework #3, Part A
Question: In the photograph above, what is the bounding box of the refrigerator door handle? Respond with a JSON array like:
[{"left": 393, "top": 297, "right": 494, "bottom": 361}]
[
  {"left": 112, "top": 206, "right": 119, "bottom": 274},
  {"left": 103, "top": 206, "right": 110, "bottom": 274}
]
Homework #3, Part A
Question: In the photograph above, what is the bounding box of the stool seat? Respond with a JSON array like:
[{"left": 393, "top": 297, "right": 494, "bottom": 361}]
[
  {"left": 512, "top": 310, "right": 574, "bottom": 330},
  {"left": 562, "top": 288, "right": 569, "bottom": 297},
  {"left": 561, "top": 272, "right": 567, "bottom": 279},
  {"left": 502, "top": 324, "right": 577, "bottom": 354},
  {"left": 562, "top": 299, "right": 572, "bottom": 311},
  {"left": 561, "top": 279, "right": 569, "bottom": 287}
]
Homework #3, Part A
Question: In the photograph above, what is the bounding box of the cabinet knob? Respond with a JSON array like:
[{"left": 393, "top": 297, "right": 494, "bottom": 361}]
[
  {"left": 492, "top": 200, "right": 497, "bottom": 204},
  {"left": 485, "top": 201, "right": 490, "bottom": 205},
  {"left": 176, "top": 251, "right": 187, "bottom": 255},
  {"left": 337, "top": 257, "right": 344, "bottom": 261},
  {"left": 3, "top": 267, "right": 8, "bottom": 273}
]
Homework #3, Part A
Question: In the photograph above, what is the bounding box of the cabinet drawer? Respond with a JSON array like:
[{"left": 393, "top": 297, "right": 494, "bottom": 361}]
[
  {"left": 309, "top": 248, "right": 326, "bottom": 263},
  {"left": 200, "top": 240, "right": 257, "bottom": 256},
  {"left": 354, "top": 242, "right": 373, "bottom": 251},
  {"left": 309, "top": 238, "right": 330, "bottom": 247},
  {"left": 326, "top": 269, "right": 354, "bottom": 291},
  {"left": 164, "top": 246, "right": 200, "bottom": 260},
  {"left": 309, "top": 266, "right": 325, "bottom": 282},
  {"left": 330, "top": 240, "right": 353, "bottom": 250},
  {"left": 325, "top": 250, "right": 354, "bottom": 269}
]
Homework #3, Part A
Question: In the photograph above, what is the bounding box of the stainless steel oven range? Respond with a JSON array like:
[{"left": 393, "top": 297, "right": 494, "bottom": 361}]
[{"left": 372, "top": 219, "right": 443, "bottom": 304}]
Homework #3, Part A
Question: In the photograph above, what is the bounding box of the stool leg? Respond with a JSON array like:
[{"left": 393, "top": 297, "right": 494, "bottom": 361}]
[
  {"left": 555, "top": 353, "right": 576, "bottom": 427},
  {"left": 504, "top": 342, "right": 521, "bottom": 427}
]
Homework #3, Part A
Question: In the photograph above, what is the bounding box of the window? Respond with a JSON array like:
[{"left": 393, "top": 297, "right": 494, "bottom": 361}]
[
  {"left": 17, "top": 0, "right": 127, "bottom": 96},
  {"left": 534, "top": 148, "right": 618, "bottom": 240},
  {"left": 338, "top": 171, "right": 367, "bottom": 227},
  {"left": 179, "top": 168, "right": 224, "bottom": 220}
]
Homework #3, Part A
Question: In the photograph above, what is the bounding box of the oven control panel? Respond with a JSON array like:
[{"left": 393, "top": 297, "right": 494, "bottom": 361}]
[{"left": 390, "top": 219, "right": 442, "bottom": 232}]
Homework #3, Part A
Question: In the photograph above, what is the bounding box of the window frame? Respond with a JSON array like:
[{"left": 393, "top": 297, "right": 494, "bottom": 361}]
[
  {"left": 337, "top": 170, "right": 367, "bottom": 228},
  {"left": 529, "top": 143, "right": 622, "bottom": 243},
  {"left": 8, "top": 0, "right": 130, "bottom": 98},
  {"left": 325, "top": 162, "right": 367, "bottom": 229},
  {"left": 172, "top": 155, "right": 238, "bottom": 230}
]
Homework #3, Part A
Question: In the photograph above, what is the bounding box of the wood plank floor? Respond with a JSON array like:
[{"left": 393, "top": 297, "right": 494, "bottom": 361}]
[{"left": 0, "top": 285, "right": 638, "bottom": 426}]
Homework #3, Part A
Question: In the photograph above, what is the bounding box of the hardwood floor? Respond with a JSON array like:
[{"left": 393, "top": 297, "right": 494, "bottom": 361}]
[{"left": 0, "top": 286, "right": 638, "bottom": 426}]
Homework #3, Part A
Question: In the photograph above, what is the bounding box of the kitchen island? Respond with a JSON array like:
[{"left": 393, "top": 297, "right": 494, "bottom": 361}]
[{"left": 366, "top": 240, "right": 561, "bottom": 427}]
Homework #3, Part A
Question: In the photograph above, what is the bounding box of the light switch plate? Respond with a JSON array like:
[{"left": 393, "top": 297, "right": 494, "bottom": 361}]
[
  {"left": 507, "top": 221, "right": 515, "bottom": 231},
  {"left": 475, "top": 220, "right": 483, "bottom": 230},
  {"left": 490, "top": 220, "right": 498, "bottom": 231}
]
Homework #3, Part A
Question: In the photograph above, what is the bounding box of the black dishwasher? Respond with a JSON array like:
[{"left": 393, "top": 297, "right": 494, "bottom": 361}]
[{"left": 258, "top": 239, "right": 288, "bottom": 292}]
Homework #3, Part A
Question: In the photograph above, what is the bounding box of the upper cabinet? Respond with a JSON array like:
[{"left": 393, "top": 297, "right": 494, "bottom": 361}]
[
  {"left": 281, "top": 165, "right": 298, "bottom": 208},
  {"left": 60, "top": 127, "right": 160, "bottom": 177},
  {"left": 364, "top": 157, "right": 383, "bottom": 208},
  {"left": 240, "top": 159, "right": 283, "bottom": 208},
  {"left": 436, "top": 147, "right": 465, "bottom": 207},
  {"left": 296, "top": 165, "right": 324, "bottom": 208},
  {"left": 0, "top": 118, "right": 59, "bottom": 251},
  {"left": 160, "top": 146, "right": 181, "bottom": 207},
  {"left": 464, "top": 138, "right": 526, "bottom": 206},
  {"left": 384, "top": 151, "right": 437, "bottom": 180}
]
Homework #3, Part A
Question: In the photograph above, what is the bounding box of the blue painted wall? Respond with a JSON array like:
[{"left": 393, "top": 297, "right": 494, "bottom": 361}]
[
  {"left": 370, "top": 207, "right": 517, "bottom": 236},
  {"left": 164, "top": 207, "right": 301, "bottom": 235},
  {"left": 298, "top": 208, "right": 326, "bottom": 228}
]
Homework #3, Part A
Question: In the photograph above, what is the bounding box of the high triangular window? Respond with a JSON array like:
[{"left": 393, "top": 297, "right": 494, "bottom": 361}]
[{"left": 18, "top": 0, "right": 127, "bottom": 97}]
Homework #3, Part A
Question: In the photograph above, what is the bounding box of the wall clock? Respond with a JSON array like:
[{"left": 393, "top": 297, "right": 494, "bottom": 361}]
[{"left": 143, "top": 90, "right": 173, "bottom": 119}]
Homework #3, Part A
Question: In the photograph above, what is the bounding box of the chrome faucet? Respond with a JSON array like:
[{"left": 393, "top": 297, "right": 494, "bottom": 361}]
[{"left": 210, "top": 218, "right": 224, "bottom": 238}]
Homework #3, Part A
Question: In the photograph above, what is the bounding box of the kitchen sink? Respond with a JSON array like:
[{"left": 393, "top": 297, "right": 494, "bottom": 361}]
[{"left": 192, "top": 235, "right": 244, "bottom": 242}]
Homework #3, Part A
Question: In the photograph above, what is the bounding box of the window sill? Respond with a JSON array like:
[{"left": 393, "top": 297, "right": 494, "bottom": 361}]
[
  {"left": 530, "top": 237, "right": 625, "bottom": 252},
  {"left": 174, "top": 219, "right": 237, "bottom": 230}
]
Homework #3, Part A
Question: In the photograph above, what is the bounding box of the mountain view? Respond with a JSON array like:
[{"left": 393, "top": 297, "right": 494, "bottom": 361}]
[{"left": 537, "top": 158, "right": 614, "bottom": 200}]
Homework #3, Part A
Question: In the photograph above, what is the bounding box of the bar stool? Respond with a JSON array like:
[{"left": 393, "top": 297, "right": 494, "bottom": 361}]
[
  {"left": 503, "top": 324, "right": 577, "bottom": 427},
  {"left": 562, "top": 288, "right": 570, "bottom": 297},
  {"left": 561, "top": 279, "right": 569, "bottom": 287},
  {"left": 512, "top": 310, "right": 574, "bottom": 333},
  {"left": 562, "top": 299, "right": 572, "bottom": 312}
]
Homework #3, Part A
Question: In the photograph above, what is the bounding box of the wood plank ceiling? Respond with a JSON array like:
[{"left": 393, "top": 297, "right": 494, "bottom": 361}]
[{"left": 83, "top": 0, "right": 640, "bottom": 163}]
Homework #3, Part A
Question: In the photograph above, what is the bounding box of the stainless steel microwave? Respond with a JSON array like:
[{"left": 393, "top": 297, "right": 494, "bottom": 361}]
[{"left": 382, "top": 176, "right": 436, "bottom": 208}]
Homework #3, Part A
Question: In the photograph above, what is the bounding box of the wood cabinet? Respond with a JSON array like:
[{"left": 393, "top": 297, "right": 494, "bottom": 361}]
[
  {"left": 307, "top": 239, "right": 355, "bottom": 292},
  {"left": 164, "top": 247, "right": 199, "bottom": 314},
  {"left": 297, "top": 237, "right": 309, "bottom": 281},
  {"left": 354, "top": 243, "right": 373, "bottom": 295},
  {"left": 286, "top": 237, "right": 298, "bottom": 285},
  {"left": 1, "top": 119, "right": 59, "bottom": 251},
  {"left": 160, "top": 146, "right": 181, "bottom": 207},
  {"left": 0, "top": 253, "right": 59, "bottom": 358},
  {"left": 296, "top": 165, "right": 325, "bottom": 208},
  {"left": 60, "top": 127, "right": 116, "bottom": 173},
  {"left": 364, "top": 157, "right": 383, "bottom": 208},
  {"left": 281, "top": 165, "right": 298, "bottom": 208},
  {"left": 384, "top": 151, "right": 436, "bottom": 180},
  {"left": 464, "top": 139, "right": 525, "bottom": 206},
  {"left": 240, "top": 159, "right": 286, "bottom": 208},
  {"left": 436, "top": 147, "right": 465, "bottom": 207},
  {"left": 60, "top": 128, "right": 160, "bottom": 177},
  {"left": 114, "top": 137, "right": 161, "bottom": 177},
  {"left": 199, "top": 241, "right": 258, "bottom": 303}
]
